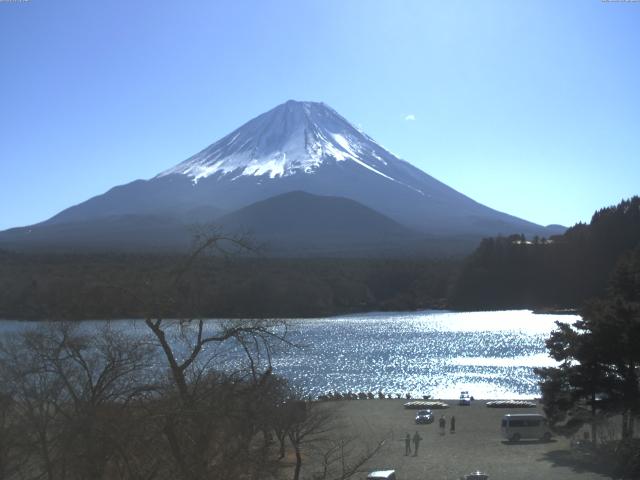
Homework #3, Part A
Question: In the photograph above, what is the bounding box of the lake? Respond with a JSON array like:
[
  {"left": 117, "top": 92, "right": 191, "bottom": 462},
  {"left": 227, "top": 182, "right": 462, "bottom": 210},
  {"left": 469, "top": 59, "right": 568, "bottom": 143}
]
[
  {"left": 279, "top": 309, "right": 574, "bottom": 399},
  {"left": 0, "top": 309, "right": 575, "bottom": 399}
]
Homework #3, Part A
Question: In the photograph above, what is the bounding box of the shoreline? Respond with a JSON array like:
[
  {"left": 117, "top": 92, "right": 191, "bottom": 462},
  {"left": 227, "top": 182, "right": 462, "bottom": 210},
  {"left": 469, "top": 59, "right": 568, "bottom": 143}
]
[
  {"left": 0, "top": 305, "right": 581, "bottom": 323},
  {"left": 314, "top": 396, "right": 542, "bottom": 402}
]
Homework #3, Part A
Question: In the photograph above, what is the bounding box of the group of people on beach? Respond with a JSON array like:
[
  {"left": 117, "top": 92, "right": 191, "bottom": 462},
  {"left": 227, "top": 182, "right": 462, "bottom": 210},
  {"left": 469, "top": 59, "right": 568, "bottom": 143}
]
[
  {"left": 405, "top": 415, "right": 456, "bottom": 456},
  {"left": 439, "top": 414, "right": 456, "bottom": 435},
  {"left": 405, "top": 432, "right": 422, "bottom": 456}
]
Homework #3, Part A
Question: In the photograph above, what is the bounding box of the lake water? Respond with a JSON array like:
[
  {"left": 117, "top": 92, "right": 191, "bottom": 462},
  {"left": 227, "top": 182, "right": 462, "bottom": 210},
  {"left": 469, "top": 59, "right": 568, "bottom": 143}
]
[
  {"left": 0, "top": 310, "right": 576, "bottom": 399},
  {"left": 278, "top": 310, "right": 575, "bottom": 399}
]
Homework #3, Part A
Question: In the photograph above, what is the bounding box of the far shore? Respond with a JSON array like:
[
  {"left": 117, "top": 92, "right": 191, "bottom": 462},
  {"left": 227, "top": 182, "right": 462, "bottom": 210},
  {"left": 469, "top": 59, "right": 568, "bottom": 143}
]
[{"left": 0, "top": 305, "right": 582, "bottom": 323}]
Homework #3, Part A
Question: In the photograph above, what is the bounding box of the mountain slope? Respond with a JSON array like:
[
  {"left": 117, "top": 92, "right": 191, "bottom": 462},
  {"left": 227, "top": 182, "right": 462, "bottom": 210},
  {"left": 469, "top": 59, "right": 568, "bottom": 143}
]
[
  {"left": 217, "top": 191, "right": 423, "bottom": 255},
  {"left": 0, "top": 214, "right": 194, "bottom": 252}
]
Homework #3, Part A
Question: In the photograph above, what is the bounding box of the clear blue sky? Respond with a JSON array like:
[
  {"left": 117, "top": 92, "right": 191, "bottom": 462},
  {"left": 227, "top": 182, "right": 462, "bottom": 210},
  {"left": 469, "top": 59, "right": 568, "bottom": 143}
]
[{"left": 1, "top": 0, "right": 639, "bottom": 230}]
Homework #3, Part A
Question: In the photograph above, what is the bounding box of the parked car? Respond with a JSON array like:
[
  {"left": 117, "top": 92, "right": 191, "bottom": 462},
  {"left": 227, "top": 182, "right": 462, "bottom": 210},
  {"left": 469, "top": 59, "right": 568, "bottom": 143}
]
[
  {"left": 415, "top": 409, "right": 434, "bottom": 424},
  {"left": 459, "top": 391, "right": 471, "bottom": 406},
  {"left": 501, "top": 413, "right": 552, "bottom": 442},
  {"left": 367, "top": 470, "right": 396, "bottom": 480}
]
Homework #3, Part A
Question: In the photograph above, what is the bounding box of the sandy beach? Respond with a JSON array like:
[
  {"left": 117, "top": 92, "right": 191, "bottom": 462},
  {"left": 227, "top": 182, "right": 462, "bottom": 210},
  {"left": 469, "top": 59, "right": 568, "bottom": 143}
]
[{"left": 308, "top": 398, "right": 610, "bottom": 480}]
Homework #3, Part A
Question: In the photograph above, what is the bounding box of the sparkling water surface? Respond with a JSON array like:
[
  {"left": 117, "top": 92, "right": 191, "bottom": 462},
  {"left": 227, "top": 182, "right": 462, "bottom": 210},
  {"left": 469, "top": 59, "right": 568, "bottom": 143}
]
[
  {"left": 0, "top": 310, "right": 575, "bottom": 399},
  {"left": 276, "top": 310, "right": 572, "bottom": 399}
]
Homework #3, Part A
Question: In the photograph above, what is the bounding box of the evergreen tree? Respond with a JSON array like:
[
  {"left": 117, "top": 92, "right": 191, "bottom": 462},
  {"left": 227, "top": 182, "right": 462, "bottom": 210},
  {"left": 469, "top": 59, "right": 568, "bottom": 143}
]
[{"left": 536, "top": 246, "right": 640, "bottom": 443}]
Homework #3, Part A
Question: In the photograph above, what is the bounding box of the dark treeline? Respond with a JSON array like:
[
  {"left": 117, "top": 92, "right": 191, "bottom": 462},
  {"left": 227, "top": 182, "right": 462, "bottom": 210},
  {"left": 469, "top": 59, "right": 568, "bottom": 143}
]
[
  {"left": 451, "top": 196, "right": 640, "bottom": 310},
  {"left": 0, "top": 251, "right": 458, "bottom": 320}
]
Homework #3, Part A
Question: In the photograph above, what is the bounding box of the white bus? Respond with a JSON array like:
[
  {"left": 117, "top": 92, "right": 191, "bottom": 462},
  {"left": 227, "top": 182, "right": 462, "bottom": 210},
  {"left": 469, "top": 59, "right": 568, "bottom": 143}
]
[{"left": 501, "top": 414, "right": 552, "bottom": 442}]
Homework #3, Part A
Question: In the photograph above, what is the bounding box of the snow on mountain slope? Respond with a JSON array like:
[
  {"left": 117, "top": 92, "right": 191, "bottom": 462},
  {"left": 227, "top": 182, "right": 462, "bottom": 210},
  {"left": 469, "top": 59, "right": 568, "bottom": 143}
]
[{"left": 158, "top": 100, "right": 404, "bottom": 186}]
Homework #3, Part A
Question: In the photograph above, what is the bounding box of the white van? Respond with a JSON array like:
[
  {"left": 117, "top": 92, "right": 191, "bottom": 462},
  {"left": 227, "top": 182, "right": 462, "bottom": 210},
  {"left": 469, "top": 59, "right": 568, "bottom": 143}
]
[{"left": 501, "top": 414, "right": 552, "bottom": 442}]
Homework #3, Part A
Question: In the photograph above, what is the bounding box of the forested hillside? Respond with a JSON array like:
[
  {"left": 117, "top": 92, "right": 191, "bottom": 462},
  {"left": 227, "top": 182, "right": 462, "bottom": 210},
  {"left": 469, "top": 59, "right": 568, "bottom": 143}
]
[
  {"left": 451, "top": 197, "right": 640, "bottom": 309},
  {"left": 0, "top": 252, "right": 455, "bottom": 320},
  {"left": 2, "top": 197, "right": 638, "bottom": 319}
]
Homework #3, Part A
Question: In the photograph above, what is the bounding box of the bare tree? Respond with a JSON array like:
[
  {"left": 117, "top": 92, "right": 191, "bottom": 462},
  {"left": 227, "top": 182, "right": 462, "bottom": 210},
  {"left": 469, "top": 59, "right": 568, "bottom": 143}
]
[
  {"left": 0, "top": 391, "right": 29, "bottom": 480},
  {"left": 287, "top": 401, "right": 334, "bottom": 480},
  {"left": 310, "top": 436, "right": 387, "bottom": 480},
  {"left": 0, "top": 323, "right": 155, "bottom": 480},
  {"left": 282, "top": 396, "right": 388, "bottom": 480},
  {"left": 138, "top": 232, "right": 292, "bottom": 480}
]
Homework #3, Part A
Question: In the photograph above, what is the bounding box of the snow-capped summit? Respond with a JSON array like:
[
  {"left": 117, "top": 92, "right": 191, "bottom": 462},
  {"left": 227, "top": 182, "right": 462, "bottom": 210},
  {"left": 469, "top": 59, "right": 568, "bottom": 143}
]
[{"left": 158, "top": 100, "right": 400, "bottom": 185}]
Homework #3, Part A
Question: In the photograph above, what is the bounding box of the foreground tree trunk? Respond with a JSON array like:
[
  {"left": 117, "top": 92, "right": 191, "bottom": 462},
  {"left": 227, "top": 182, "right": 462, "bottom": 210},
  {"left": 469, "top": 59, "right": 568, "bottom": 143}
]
[{"left": 293, "top": 444, "right": 302, "bottom": 480}]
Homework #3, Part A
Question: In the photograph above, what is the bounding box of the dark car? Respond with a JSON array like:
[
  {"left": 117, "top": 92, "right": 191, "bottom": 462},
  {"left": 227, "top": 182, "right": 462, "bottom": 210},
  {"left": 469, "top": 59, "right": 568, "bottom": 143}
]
[{"left": 415, "top": 409, "right": 434, "bottom": 424}]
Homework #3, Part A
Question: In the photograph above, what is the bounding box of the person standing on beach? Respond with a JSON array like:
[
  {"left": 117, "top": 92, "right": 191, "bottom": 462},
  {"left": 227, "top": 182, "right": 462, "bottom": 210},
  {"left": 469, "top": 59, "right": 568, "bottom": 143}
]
[
  {"left": 450, "top": 415, "right": 456, "bottom": 433},
  {"left": 405, "top": 433, "right": 411, "bottom": 455},
  {"left": 412, "top": 431, "right": 422, "bottom": 456},
  {"left": 439, "top": 415, "right": 446, "bottom": 435}
]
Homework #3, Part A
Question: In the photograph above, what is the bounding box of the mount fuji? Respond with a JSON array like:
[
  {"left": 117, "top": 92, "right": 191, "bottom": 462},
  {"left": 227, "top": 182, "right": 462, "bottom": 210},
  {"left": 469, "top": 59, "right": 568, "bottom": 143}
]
[{"left": 0, "top": 100, "right": 562, "bottom": 254}]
